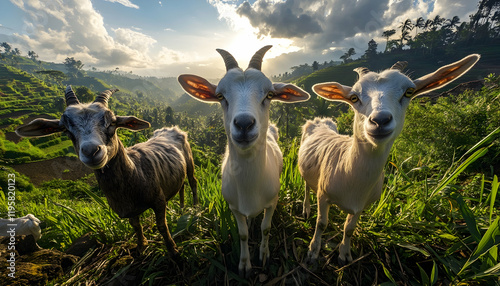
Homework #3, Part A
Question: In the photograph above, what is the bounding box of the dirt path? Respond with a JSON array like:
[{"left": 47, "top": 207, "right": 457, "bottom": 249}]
[{"left": 12, "top": 157, "right": 93, "bottom": 186}]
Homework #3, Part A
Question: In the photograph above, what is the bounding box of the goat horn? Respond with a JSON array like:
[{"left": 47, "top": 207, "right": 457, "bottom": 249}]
[
  {"left": 390, "top": 61, "right": 408, "bottom": 71},
  {"left": 354, "top": 67, "right": 370, "bottom": 77},
  {"left": 65, "top": 85, "right": 80, "bottom": 106},
  {"left": 94, "top": 89, "right": 119, "bottom": 106},
  {"left": 216, "top": 48, "right": 239, "bottom": 71},
  {"left": 248, "top": 45, "right": 272, "bottom": 71}
]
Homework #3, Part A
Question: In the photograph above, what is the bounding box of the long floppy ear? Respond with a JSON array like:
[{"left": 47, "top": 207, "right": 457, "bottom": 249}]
[
  {"left": 312, "top": 82, "right": 353, "bottom": 104},
  {"left": 272, "top": 83, "right": 310, "bottom": 103},
  {"left": 16, "top": 118, "right": 64, "bottom": 137},
  {"left": 413, "top": 54, "right": 480, "bottom": 97},
  {"left": 115, "top": 116, "right": 151, "bottom": 131},
  {"left": 178, "top": 74, "right": 219, "bottom": 102}
]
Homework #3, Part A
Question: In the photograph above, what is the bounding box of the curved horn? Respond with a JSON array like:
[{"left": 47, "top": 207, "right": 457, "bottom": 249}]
[
  {"left": 354, "top": 67, "right": 370, "bottom": 77},
  {"left": 216, "top": 48, "right": 239, "bottom": 71},
  {"left": 65, "top": 85, "right": 80, "bottom": 106},
  {"left": 93, "top": 89, "right": 119, "bottom": 106},
  {"left": 248, "top": 45, "right": 272, "bottom": 71},
  {"left": 390, "top": 61, "right": 408, "bottom": 72}
]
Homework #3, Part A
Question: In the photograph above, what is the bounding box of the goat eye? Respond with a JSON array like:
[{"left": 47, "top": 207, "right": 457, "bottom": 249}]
[
  {"left": 350, "top": 94, "right": 359, "bottom": 103},
  {"left": 404, "top": 87, "right": 415, "bottom": 98},
  {"left": 266, "top": 91, "right": 275, "bottom": 99},
  {"left": 216, "top": 93, "right": 224, "bottom": 100}
]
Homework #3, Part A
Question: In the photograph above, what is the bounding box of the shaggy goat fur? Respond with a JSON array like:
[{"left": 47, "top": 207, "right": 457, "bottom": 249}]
[
  {"left": 299, "top": 54, "right": 480, "bottom": 265},
  {"left": 16, "top": 87, "right": 198, "bottom": 255}
]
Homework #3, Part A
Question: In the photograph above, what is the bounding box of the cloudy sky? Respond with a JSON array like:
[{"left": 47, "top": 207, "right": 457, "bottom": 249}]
[{"left": 0, "top": 0, "right": 477, "bottom": 78}]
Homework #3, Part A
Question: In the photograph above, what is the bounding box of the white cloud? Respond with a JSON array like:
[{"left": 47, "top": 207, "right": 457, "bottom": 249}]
[
  {"left": 8, "top": 0, "right": 159, "bottom": 69},
  {"left": 104, "top": 0, "right": 139, "bottom": 9},
  {"left": 206, "top": 0, "right": 479, "bottom": 75}
]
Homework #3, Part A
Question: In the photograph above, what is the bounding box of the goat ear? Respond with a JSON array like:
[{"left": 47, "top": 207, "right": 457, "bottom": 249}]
[
  {"left": 16, "top": 118, "right": 64, "bottom": 137},
  {"left": 115, "top": 116, "right": 151, "bottom": 131},
  {"left": 178, "top": 74, "right": 219, "bottom": 102},
  {"left": 413, "top": 54, "right": 480, "bottom": 97},
  {"left": 312, "top": 82, "right": 352, "bottom": 102},
  {"left": 272, "top": 83, "right": 310, "bottom": 103}
]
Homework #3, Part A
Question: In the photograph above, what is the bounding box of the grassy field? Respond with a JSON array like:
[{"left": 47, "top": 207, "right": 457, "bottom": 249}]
[
  {"left": 1, "top": 124, "right": 499, "bottom": 285},
  {"left": 0, "top": 55, "right": 499, "bottom": 285}
]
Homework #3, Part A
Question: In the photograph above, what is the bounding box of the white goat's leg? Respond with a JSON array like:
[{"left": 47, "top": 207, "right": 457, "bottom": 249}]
[
  {"left": 306, "top": 194, "right": 330, "bottom": 263},
  {"left": 338, "top": 212, "right": 361, "bottom": 265},
  {"left": 260, "top": 203, "right": 276, "bottom": 267},
  {"left": 233, "top": 210, "right": 251, "bottom": 277},
  {"left": 302, "top": 182, "right": 311, "bottom": 218}
]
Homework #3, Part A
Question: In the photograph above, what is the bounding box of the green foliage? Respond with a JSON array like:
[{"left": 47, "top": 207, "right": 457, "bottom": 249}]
[
  {"left": 0, "top": 166, "right": 35, "bottom": 201},
  {"left": 395, "top": 86, "right": 500, "bottom": 171}
]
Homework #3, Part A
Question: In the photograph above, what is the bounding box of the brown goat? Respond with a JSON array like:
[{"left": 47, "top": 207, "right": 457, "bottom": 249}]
[{"left": 16, "top": 86, "right": 198, "bottom": 255}]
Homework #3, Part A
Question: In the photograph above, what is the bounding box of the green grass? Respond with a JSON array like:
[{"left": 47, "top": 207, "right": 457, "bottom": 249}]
[
  {"left": 0, "top": 62, "right": 498, "bottom": 284},
  {"left": 1, "top": 128, "right": 498, "bottom": 285}
]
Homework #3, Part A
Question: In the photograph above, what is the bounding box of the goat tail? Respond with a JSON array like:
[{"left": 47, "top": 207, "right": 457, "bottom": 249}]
[{"left": 301, "top": 118, "right": 338, "bottom": 142}]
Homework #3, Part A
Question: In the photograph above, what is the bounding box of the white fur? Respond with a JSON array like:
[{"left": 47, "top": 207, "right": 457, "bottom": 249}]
[
  {"left": 300, "top": 54, "right": 480, "bottom": 264},
  {"left": 178, "top": 46, "right": 310, "bottom": 276},
  {"left": 0, "top": 214, "right": 42, "bottom": 241}
]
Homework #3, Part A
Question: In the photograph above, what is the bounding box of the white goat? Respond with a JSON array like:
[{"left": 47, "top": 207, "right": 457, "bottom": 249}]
[
  {"left": 178, "top": 45, "right": 310, "bottom": 276},
  {"left": 0, "top": 214, "right": 42, "bottom": 241},
  {"left": 299, "top": 54, "right": 480, "bottom": 265},
  {"left": 16, "top": 87, "right": 198, "bottom": 256}
]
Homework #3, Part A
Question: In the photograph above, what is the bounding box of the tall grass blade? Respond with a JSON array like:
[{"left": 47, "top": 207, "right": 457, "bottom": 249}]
[
  {"left": 468, "top": 262, "right": 500, "bottom": 279},
  {"left": 379, "top": 262, "right": 397, "bottom": 284},
  {"left": 454, "top": 194, "right": 481, "bottom": 243},
  {"left": 417, "top": 263, "right": 430, "bottom": 286},
  {"left": 458, "top": 217, "right": 500, "bottom": 277},
  {"left": 480, "top": 174, "right": 485, "bottom": 205},
  {"left": 430, "top": 261, "right": 438, "bottom": 286},
  {"left": 490, "top": 175, "right": 498, "bottom": 224},
  {"left": 457, "top": 126, "right": 500, "bottom": 162},
  {"left": 428, "top": 147, "right": 488, "bottom": 201}
]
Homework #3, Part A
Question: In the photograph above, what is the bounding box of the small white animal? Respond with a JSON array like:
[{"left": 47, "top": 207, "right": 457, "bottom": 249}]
[{"left": 0, "top": 214, "right": 42, "bottom": 241}]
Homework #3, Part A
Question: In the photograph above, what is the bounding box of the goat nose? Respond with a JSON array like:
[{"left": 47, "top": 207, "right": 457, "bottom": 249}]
[
  {"left": 80, "top": 143, "right": 101, "bottom": 157},
  {"left": 369, "top": 111, "right": 393, "bottom": 127},
  {"left": 234, "top": 114, "right": 256, "bottom": 131}
]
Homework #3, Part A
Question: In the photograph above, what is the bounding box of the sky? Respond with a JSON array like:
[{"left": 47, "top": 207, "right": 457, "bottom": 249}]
[{"left": 0, "top": 0, "right": 478, "bottom": 78}]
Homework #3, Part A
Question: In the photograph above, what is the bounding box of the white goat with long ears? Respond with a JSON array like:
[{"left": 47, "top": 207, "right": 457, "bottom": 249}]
[
  {"left": 299, "top": 54, "right": 480, "bottom": 265},
  {"left": 16, "top": 87, "right": 198, "bottom": 256},
  {"left": 178, "top": 45, "right": 310, "bottom": 276}
]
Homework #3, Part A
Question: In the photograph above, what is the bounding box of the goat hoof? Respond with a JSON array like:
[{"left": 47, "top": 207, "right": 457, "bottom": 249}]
[
  {"left": 337, "top": 257, "right": 347, "bottom": 266},
  {"left": 238, "top": 267, "right": 252, "bottom": 279},
  {"left": 238, "top": 260, "right": 252, "bottom": 278},
  {"left": 337, "top": 255, "right": 352, "bottom": 266},
  {"left": 305, "top": 251, "right": 317, "bottom": 265},
  {"left": 302, "top": 210, "right": 310, "bottom": 219}
]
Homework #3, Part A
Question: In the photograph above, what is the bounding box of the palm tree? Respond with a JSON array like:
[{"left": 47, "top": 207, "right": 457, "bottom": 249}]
[
  {"left": 347, "top": 48, "right": 356, "bottom": 58},
  {"left": 432, "top": 15, "right": 445, "bottom": 30},
  {"left": 443, "top": 16, "right": 461, "bottom": 31},
  {"left": 399, "top": 19, "right": 414, "bottom": 48},
  {"left": 382, "top": 29, "right": 396, "bottom": 52},
  {"left": 424, "top": 19, "right": 434, "bottom": 31},
  {"left": 340, "top": 48, "right": 356, "bottom": 63},
  {"left": 415, "top": 17, "right": 425, "bottom": 36}
]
